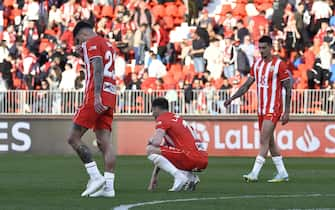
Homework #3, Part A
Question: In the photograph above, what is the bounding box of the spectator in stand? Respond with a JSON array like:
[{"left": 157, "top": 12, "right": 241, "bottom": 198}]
[
  {"left": 59, "top": 63, "right": 76, "bottom": 90},
  {"left": 236, "top": 19, "right": 249, "bottom": 44},
  {"left": 153, "top": 22, "right": 169, "bottom": 63},
  {"left": 1, "top": 54, "right": 14, "bottom": 89},
  {"left": 3, "top": 24, "right": 16, "bottom": 52},
  {"left": 222, "top": 36, "right": 236, "bottom": 79},
  {"left": 0, "top": 40, "right": 9, "bottom": 75},
  {"left": 330, "top": 55, "right": 335, "bottom": 84},
  {"left": 184, "top": 79, "right": 194, "bottom": 113},
  {"left": 315, "top": 20, "right": 331, "bottom": 46},
  {"left": 127, "top": 73, "right": 142, "bottom": 90},
  {"left": 97, "top": 17, "right": 111, "bottom": 37},
  {"left": 191, "top": 29, "right": 206, "bottom": 73},
  {"left": 133, "top": 23, "right": 146, "bottom": 65},
  {"left": 24, "top": 20, "right": 39, "bottom": 53},
  {"left": 294, "top": 2, "right": 311, "bottom": 47},
  {"left": 240, "top": 35, "right": 256, "bottom": 67},
  {"left": 319, "top": 40, "right": 332, "bottom": 88},
  {"left": 324, "top": 28, "right": 335, "bottom": 52},
  {"left": 0, "top": 72, "right": 7, "bottom": 108},
  {"left": 203, "top": 38, "right": 223, "bottom": 80},
  {"left": 32, "top": 80, "right": 50, "bottom": 113},
  {"left": 223, "top": 11, "right": 237, "bottom": 31},
  {"left": 25, "top": 0, "right": 39, "bottom": 22},
  {"left": 60, "top": 23, "right": 75, "bottom": 53},
  {"left": 148, "top": 53, "right": 167, "bottom": 78},
  {"left": 203, "top": 81, "right": 216, "bottom": 114},
  {"left": 48, "top": 4, "right": 61, "bottom": 25},
  {"left": 188, "top": 0, "right": 199, "bottom": 26},
  {"left": 134, "top": 0, "right": 154, "bottom": 51},
  {"left": 249, "top": 10, "right": 269, "bottom": 43},
  {"left": 75, "top": 70, "right": 85, "bottom": 91},
  {"left": 284, "top": 16, "right": 301, "bottom": 59},
  {"left": 310, "top": 0, "right": 332, "bottom": 35},
  {"left": 60, "top": 0, "right": 78, "bottom": 26},
  {"left": 197, "top": 9, "right": 213, "bottom": 29},
  {"left": 0, "top": 4, "right": 4, "bottom": 33},
  {"left": 217, "top": 78, "right": 232, "bottom": 113}
]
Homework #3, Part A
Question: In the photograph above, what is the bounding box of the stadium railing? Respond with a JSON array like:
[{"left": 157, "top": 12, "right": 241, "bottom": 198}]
[{"left": 0, "top": 89, "right": 334, "bottom": 116}]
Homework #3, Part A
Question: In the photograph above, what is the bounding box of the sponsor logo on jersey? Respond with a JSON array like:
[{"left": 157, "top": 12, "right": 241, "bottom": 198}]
[{"left": 88, "top": 45, "right": 97, "bottom": 51}]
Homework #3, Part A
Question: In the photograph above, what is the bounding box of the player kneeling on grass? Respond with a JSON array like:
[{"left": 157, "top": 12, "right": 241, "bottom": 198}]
[{"left": 146, "top": 97, "right": 208, "bottom": 191}]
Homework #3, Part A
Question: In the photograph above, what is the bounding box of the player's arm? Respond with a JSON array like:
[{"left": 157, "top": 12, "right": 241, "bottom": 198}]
[
  {"left": 91, "top": 57, "right": 108, "bottom": 113},
  {"left": 147, "top": 165, "right": 160, "bottom": 191},
  {"left": 281, "top": 78, "right": 292, "bottom": 125},
  {"left": 147, "top": 128, "right": 165, "bottom": 190},
  {"left": 224, "top": 76, "right": 255, "bottom": 107},
  {"left": 148, "top": 128, "right": 165, "bottom": 147}
]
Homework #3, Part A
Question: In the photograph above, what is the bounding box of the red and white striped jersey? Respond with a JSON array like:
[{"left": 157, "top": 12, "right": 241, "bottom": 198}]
[
  {"left": 82, "top": 35, "right": 117, "bottom": 107},
  {"left": 249, "top": 57, "right": 290, "bottom": 115}
]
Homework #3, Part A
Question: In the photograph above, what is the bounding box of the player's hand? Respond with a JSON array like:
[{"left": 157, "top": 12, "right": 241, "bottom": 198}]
[
  {"left": 281, "top": 112, "right": 289, "bottom": 125},
  {"left": 147, "top": 177, "right": 158, "bottom": 191},
  {"left": 94, "top": 96, "right": 108, "bottom": 114},
  {"left": 224, "top": 98, "right": 232, "bottom": 108}
]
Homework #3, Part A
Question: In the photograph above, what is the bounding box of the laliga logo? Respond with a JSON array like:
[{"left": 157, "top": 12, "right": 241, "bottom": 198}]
[
  {"left": 296, "top": 124, "right": 320, "bottom": 152},
  {"left": 189, "top": 122, "right": 210, "bottom": 151}
]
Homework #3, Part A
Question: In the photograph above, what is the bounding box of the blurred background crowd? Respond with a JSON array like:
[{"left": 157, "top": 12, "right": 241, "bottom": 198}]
[{"left": 0, "top": 0, "right": 335, "bottom": 103}]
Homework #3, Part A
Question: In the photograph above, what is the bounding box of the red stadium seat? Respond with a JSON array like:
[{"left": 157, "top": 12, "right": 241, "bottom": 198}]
[
  {"left": 220, "top": 4, "right": 232, "bottom": 16},
  {"left": 163, "top": 16, "right": 174, "bottom": 29},
  {"left": 165, "top": 3, "right": 178, "bottom": 17},
  {"left": 151, "top": 4, "right": 165, "bottom": 19},
  {"left": 177, "top": 4, "right": 186, "bottom": 18},
  {"left": 101, "top": 5, "right": 114, "bottom": 18}
]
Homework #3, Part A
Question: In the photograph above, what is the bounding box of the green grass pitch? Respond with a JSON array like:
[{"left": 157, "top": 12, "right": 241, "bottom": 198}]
[{"left": 0, "top": 155, "right": 334, "bottom": 210}]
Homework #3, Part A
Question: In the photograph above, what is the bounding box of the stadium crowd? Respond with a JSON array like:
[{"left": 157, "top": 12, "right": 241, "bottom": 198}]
[{"left": 0, "top": 0, "right": 335, "bottom": 114}]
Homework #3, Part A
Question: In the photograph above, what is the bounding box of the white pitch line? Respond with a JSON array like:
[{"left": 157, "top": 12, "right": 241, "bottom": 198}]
[{"left": 113, "top": 193, "right": 335, "bottom": 210}]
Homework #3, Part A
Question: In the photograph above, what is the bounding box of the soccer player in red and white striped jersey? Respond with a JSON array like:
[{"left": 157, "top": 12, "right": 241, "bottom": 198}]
[{"left": 225, "top": 36, "right": 291, "bottom": 183}]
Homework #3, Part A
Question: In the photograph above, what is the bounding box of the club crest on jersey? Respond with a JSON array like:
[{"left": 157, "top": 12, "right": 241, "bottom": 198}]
[
  {"left": 270, "top": 66, "right": 275, "bottom": 72},
  {"left": 88, "top": 45, "right": 97, "bottom": 51}
]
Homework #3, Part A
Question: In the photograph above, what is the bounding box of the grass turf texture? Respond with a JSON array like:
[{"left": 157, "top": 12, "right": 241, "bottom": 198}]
[{"left": 0, "top": 155, "right": 334, "bottom": 210}]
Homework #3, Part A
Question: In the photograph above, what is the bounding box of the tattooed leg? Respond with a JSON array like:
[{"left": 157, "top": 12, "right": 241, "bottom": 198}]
[
  {"left": 74, "top": 144, "right": 93, "bottom": 164},
  {"left": 67, "top": 123, "right": 91, "bottom": 163}
]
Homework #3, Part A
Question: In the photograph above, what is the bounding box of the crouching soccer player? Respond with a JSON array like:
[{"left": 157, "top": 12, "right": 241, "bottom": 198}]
[{"left": 146, "top": 97, "right": 208, "bottom": 191}]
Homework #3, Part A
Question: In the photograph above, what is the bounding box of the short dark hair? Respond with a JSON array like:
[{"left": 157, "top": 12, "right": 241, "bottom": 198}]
[
  {"left": 259, "top": 36, "right": 272, "bottom": 46},
  {"left": 73, "top": 21, "right": 93, "bottom": 38},
  {"left": 152, "top": 97, "right": 169, "bottom": 110}
]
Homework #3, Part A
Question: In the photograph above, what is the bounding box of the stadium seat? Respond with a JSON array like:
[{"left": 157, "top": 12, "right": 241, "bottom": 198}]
[
  {"left": 220, "top": 5, "right": 232, "bottom": 16},
  {"left": 177, "top": 4, "right": 186, "bottom": 18},
  {"left": 163, "top": 16, "right": 174, "bottom": 29},
  {"left": 165, "top": 3, "right": 178, "bottom": 17},
  {"left": 101, "top": 5, "right": 114, "bottom": 18},
  {"left": 151, "top": 4, "right": 165, "bottom": 19}
]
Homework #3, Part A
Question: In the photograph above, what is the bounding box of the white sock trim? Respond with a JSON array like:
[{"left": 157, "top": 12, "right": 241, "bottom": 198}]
[
  {"left": 104, "top": 172, "right": 115, "bottom": 179},
  {"left": 85, "top": 161, "right": 97, "bottom": 168},
  {"left": 85, "top": 161, "right": 101, "bottom": 178}
]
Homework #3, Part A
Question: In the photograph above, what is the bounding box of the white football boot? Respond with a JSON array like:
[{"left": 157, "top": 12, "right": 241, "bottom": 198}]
[
  {"left": 184, "top": 173, "right": 200, "bottom": 191},
  {"left": 81, "top": 176, "right": 105, "bottom": 197},
  {"left": 267, "top": 172, "right": 289, "bottom": 183},
  {"left": 89, "top": 185, "right": 115, "bottom": 197},
  {"left": 242, "top": 172, "right": 258, "bottom": 182},
  {"left": 168, "top": 172, "right": 188, "bottom": 192}
]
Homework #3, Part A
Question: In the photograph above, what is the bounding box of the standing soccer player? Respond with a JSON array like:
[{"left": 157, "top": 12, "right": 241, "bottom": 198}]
[
  {"left": 67, "top": 21, "right": 117, "bottom": 197},
  {"left": 147, "top": 97, "right": 208, "bottom": 191},
  {"left": 224, "top": 36, "right": 291, "bottom": 182}
]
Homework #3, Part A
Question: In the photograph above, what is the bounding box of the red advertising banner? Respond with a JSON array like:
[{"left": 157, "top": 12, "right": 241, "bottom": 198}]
[{"left": 116, "top": 120, "right": 335, "bottom": 157}]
